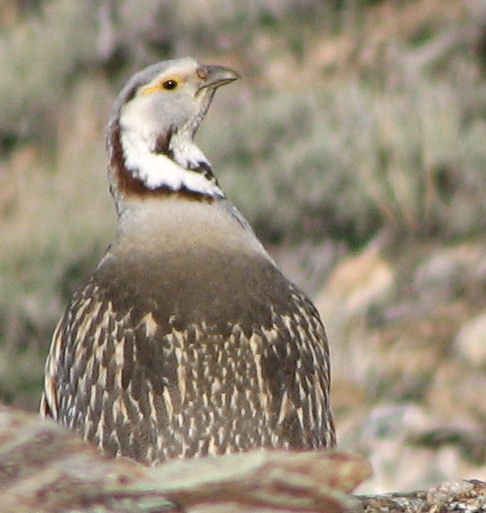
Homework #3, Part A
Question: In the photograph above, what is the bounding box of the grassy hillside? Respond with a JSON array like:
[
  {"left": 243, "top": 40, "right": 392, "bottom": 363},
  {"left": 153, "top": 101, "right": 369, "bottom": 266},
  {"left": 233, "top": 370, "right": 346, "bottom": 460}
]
[{"left": 1, "top": 0, "right": 486, "bottom": 492}]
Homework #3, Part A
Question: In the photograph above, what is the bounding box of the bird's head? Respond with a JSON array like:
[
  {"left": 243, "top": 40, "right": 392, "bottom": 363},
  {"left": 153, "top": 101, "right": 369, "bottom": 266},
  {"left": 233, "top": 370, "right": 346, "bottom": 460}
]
[{"left": 107, "top": 57, "right": 240, "bottom": 212}]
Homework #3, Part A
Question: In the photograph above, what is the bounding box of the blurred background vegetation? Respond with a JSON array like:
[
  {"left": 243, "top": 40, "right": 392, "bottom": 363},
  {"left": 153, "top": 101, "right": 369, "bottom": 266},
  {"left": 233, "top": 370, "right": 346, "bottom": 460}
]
[{"left": 1, "top": 0, "right": 486, "bottom": 493}]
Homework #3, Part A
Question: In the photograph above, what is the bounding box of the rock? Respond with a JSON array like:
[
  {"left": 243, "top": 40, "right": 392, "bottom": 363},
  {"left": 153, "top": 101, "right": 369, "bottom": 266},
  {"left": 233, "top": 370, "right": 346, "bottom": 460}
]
[
  {"left": 454, "top": 311, "right": 486, "bottom": 368},
  {"left": 316, "top": 238, "right": 395, "bottom": 324},
  {"left": 413, "top": 244, "right": 482, "bottom": 304},
  {"left": 358, "top": 479, "right": 486, "bottom": 513}
]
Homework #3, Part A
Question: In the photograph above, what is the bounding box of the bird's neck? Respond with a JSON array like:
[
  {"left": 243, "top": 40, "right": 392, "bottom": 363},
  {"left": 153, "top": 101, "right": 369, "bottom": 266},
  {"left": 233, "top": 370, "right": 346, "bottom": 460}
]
[
  {"left": 110, "top": 195, "right": 269, "bottom": 261},
  {"left": 107, "top": 116, "right": 224, "bottom": 211}
]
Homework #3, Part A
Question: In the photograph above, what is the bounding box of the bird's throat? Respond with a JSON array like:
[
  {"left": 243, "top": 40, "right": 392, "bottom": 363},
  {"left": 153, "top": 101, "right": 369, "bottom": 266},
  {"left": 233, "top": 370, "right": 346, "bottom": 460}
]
[{"left": 108, "top": 117, "right": 223, "bottom": 203}]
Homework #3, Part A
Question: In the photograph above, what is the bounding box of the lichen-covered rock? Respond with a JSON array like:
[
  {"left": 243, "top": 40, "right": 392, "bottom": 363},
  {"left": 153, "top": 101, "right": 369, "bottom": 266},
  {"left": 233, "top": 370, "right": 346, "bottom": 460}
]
[{"left": 359, "top": 479, "right": 486, "bottom": 513}]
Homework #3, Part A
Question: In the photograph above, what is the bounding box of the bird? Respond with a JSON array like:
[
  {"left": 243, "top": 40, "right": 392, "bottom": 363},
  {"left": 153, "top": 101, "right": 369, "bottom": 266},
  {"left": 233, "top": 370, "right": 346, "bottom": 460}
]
[{"left": 40, "top": 57, "right": 336, "bottom": 465}]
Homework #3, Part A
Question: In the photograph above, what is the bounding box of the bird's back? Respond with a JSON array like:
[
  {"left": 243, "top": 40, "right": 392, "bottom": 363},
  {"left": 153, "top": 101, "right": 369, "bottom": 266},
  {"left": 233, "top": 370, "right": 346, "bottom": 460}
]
[{"left": 42, "top": 197, "right": 335, "bottom": 464}]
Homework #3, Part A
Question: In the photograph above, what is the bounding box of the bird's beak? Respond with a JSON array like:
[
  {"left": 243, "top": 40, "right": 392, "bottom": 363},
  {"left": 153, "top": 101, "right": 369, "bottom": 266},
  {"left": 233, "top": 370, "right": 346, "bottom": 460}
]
[{"left": 196, "top": 65, "right": 240, "bottom": 92}]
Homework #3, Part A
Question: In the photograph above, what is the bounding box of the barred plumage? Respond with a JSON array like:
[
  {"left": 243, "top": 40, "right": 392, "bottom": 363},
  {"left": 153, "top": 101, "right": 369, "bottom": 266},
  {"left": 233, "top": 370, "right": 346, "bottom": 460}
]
[{"left": 41, "top": 57, "right": 335, "bottom": 465}]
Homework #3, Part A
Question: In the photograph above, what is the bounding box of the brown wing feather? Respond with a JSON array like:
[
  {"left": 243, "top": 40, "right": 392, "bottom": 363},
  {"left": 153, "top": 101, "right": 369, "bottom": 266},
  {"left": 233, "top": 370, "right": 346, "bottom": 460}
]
[
  {"left": 42, "top": 256, "right": 335, "bottom": 464},
  {"left": 41, "top": 318, "right": 66, "bottom": 420},
  {"left": 259, "top": 287, "right": 335, "bottom": 449}
]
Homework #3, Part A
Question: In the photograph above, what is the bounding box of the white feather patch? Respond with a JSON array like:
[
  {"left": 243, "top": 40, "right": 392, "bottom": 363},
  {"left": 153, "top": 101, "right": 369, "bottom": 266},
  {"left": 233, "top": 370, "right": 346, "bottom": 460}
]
[{"left": 119, "top": 107, "right": 223, "bottom": 197}]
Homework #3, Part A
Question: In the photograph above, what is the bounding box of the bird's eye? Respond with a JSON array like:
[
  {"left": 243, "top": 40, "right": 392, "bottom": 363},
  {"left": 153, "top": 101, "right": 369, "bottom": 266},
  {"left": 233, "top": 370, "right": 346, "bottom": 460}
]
[{"left": 162, "top": 79, "right": 178, "bottom": 90}]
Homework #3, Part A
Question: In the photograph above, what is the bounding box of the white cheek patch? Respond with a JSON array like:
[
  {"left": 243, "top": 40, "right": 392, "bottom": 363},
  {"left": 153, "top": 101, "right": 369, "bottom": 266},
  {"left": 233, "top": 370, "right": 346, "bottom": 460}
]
[{"left": 120, "top": 104, "right": 223, "bottom": 197}]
